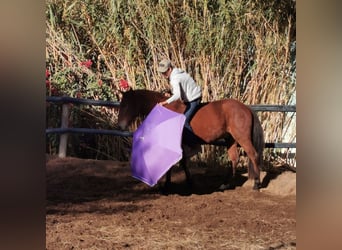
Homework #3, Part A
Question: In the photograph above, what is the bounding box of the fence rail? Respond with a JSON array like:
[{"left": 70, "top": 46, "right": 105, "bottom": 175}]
[
  {"left": 46, "top": 96, "right": 120, "bottom": 107},
  {"left": 46, "top": 96, "right": 296, "bottom": 157}
]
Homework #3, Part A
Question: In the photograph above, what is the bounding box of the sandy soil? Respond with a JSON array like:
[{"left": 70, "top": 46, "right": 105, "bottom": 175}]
[{"left": 46, "top": 156, "right": 296, "bottom": 250}]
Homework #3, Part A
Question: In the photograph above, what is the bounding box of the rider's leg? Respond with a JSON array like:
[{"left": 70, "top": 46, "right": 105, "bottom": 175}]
[{"left": 183, "top": 98, "right": 200, "bottom": 131}]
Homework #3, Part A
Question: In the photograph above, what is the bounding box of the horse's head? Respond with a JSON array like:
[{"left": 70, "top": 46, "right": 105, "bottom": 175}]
[
  {"left": 118, "top": 89, "right": 139, "bottom": 130},
  {"left": 118, "top": 89, "right": 168, "bottom": 130}
]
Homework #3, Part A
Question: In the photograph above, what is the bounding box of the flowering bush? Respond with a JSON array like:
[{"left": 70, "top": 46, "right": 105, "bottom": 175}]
[
  {"left": 46, "top": 59, "right": 121, "bottom": 101},
  {"left": 119, "top": 79, "right": 130, "bottom": 91},
  {"left": 80, "top": 59, "right": 92, "bottom": 69},
  {"left": 45, "top": 58, "right": 132, "bottom": 159}
]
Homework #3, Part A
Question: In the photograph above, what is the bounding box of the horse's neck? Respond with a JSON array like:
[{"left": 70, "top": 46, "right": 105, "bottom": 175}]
[
  {"left": 139, "top": 91, "right": 167, "bottom": 115},
  {"left": 137, "top": 91, "right": 185, "bottom": 115},
  {"left": 165, "top": 100, "right": 186, "bottom": 114}
]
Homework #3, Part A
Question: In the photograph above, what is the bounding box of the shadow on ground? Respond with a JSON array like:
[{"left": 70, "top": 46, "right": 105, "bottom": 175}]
[{"left": 46, "top": 157, "right": 295, "bottom": 213}]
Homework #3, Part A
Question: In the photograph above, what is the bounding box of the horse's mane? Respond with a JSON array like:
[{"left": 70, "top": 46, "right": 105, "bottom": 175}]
[{"left": 132, "top": 89, "right": 166, "bottom": 101}]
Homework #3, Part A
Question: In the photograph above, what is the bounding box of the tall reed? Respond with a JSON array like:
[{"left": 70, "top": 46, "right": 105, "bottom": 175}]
[{"left": 46, "top": 0, "right": 296, "bottom": 163}]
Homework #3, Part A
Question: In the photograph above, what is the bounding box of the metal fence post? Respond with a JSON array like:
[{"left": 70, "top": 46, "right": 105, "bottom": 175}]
[{"left": 58, "top": 103, "right": 70, "bottom": 158}]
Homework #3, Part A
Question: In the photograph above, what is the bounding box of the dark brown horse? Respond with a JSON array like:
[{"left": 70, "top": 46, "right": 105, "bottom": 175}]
[{"left": 118, "top": 89, "right": 264, "bottom": 190}]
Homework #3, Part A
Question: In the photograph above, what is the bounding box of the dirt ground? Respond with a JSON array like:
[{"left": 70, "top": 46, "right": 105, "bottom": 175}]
[{"left": 46, "top": 156, "right": 296, "bottom": 250}]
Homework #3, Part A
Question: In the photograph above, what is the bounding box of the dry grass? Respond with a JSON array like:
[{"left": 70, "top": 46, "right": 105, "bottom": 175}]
[{"left": 46, "top": 0, "right": 296, "bottom": 161}]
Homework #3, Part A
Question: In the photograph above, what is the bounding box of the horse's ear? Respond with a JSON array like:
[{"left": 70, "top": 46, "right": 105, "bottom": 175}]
[
  {"left": 118, "top": 87, "right": 133, "bottom": 103},
  {"left": 119, "top": 86, "right": 132, "bottom": 94}
]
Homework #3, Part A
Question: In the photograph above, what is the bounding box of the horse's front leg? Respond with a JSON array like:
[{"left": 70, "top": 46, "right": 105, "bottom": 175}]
[
  {"left": 162, "top": 169, "right": 172, "bottom": 194},
  {"left": 180, "top": 156, "right": 192, "bottom": 187}
]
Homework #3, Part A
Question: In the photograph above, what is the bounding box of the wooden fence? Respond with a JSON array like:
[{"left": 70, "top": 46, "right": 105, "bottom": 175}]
[{"left": 46, "top": 96, "right": 296, "bottom": 158}]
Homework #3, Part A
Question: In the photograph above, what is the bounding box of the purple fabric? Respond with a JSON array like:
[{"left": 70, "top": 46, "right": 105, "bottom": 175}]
[{"left": 131, "top": 105, "right": 185, "bottom": 186}]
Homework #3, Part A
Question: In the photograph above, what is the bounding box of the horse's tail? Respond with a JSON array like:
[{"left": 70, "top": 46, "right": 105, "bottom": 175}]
[{"left": 248, "top": 111, "right": 265, "bottom": 179}]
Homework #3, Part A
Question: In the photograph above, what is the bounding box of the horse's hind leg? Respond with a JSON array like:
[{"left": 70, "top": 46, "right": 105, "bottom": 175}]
[
  {"left": 219, "top": 143, "right": 239, "bottom": 190},
  {"left": 238, "top": 139, "right": 261, "bottom": 190}
]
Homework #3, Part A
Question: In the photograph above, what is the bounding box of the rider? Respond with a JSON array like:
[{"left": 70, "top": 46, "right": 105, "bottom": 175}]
[{"left": 157, "top": 59, "right": 202, "bottom": 156}]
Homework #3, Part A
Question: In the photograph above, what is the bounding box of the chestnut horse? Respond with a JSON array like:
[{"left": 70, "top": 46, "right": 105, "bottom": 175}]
[{"left": 118, "top": 89, "right": 264, "bottom": 190}]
